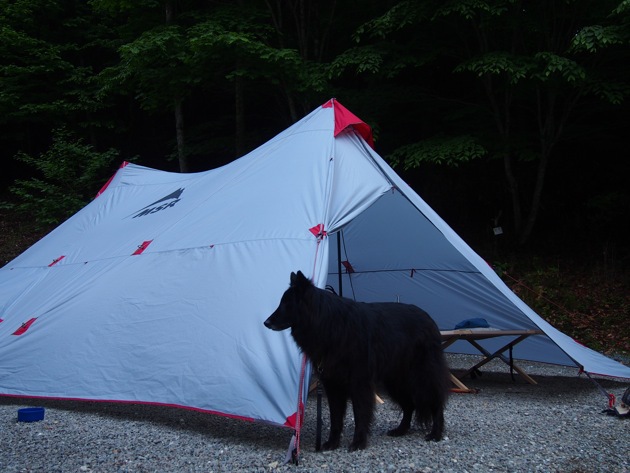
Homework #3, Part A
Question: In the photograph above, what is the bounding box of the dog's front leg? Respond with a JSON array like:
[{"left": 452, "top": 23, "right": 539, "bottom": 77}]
[
  {"left": 348, "top": 384, "right": 375, "bottom": 451},
  {"left": 321, "top": 380, "right": 346, "bottom": 451}
]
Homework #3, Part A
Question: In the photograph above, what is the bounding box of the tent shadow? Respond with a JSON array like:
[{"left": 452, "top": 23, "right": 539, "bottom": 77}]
[{"left": 0, "top": 396, "right": 294, "bottom": 450}]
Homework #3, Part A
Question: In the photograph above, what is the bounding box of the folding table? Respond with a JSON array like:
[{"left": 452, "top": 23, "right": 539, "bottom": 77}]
[{"left": 441, "top": 329, "right": 545, "bottom": 393}]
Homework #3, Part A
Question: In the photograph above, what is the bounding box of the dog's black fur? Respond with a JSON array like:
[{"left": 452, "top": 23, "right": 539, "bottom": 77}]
[{"left": 264, "top": 271, "right": 449, "bottom": 451}]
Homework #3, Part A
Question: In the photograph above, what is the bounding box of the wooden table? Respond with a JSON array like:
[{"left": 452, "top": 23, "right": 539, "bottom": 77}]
[{"left": 441, "top": 329, "right": 544, "bottom": 393}]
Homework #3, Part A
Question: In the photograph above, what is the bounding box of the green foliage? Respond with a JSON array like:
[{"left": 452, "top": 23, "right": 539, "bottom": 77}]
[
  {"left": 354, "top": 0, "right": 429, "bottom": 39},
  {"left": 388, "top": 135, "right": 487, "bottom": 170},
  {"left": 98, "top": 25, "right": 196, "bottom": 111},
  {"left": 188, "top": 17, "right": 304, "bottom": 82},
  {"left": 328, "top": 46, "right": 386, "bottom": 76},
  {"left": 89, "top": 0, "right": 160, "bottom": 13},
  {"left": 531, "top": 52, "right": 586, "bottom": 82},
  {"left": 5, "top": 129, "right": 121, "bottom": 227},
  {"left": 434, "top": 0, "right": 512, "bottom": 20},
  {"left": 571, "top": 25, "right": 625, "bottom": 53},
  {"left": 455, "top": 51, "right": 588, "bottom": 85},
  {"left": 0, "top": 0, "right": 111, "bottom": 138},
  {"left": 613, "top": 0, "right": 630, "bottom": 14},
  {"left": 454, "top": 52, "right": 532, "bottom": 84},
  {"left": 329, "top": 43, "right": 428, "bottom": 79}
]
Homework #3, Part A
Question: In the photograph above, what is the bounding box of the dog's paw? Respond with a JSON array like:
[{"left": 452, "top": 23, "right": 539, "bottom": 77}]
[
  {"left": 321, "top": 440, "right": 340, "bottom": 451},
  {"left": 348, "top": 439, "right": 367, "bottom": 451},
  {"left": 387, "top": 426, "right": 409, "bottom": 437}
]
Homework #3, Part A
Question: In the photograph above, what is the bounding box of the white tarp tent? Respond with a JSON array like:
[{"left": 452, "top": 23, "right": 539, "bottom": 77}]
[{"left": 1, "top": 99, "right": 628, "bottom": 439}]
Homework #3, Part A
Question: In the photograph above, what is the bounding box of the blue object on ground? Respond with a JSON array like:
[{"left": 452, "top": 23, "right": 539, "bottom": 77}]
[{"left": 17, "top": 407, "right": 45, "bottom": 422}]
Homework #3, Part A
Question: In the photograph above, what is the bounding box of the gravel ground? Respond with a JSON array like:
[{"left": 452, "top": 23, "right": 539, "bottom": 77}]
[{"left": 1, "top": 355, "right": 628, "bottom": 473}]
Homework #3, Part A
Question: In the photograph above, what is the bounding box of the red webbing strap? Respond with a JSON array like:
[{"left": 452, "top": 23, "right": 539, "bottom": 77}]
[
  {"left": 290, "top": 353, "right": 308, "bottom": 465},
  {"left": 13, "top": 318, "right": 37, "bottom": 336},
  {"left": 132, "top": 240, "right": 153, "bottom": 255},
  {"left": 48, "top": 255, "right": 65, "bottom": 267},
  {"left": 341, "top": 260, "right": 355, "bottom": 273}
]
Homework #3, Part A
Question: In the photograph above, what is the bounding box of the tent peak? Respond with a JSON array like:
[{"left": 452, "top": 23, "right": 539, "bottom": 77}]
[{"left": 322, "top": 99, "right": 374, "bottom": 149}]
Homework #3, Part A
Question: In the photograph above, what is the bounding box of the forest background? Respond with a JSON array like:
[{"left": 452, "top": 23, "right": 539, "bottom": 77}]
[{"left": 0, "top": 0, "right": 628, "bottom": 357}]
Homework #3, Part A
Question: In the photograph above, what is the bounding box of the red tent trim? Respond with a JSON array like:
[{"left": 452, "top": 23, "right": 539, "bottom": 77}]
[
  {"left": 322, "top": 99, "right": 374, "bottom": 149},
  {"left": 96, "top": 161, "right": 130, "bottom": 198}
]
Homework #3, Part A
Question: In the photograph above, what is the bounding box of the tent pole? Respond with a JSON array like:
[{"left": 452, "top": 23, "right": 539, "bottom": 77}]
[{"left": 337, "top": 232, "right": 343, "bottom": 297}]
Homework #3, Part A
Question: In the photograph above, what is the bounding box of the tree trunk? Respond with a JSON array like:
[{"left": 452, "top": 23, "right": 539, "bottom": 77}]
[
  {"left": 174, "top": 96, "right": 187, "bottom": 173},
  {"left": 235, "top": 74, "right": 245, "bottom": 158},
  {"left": 503, "top": 151, "right": 522, "bottom": 237},
  {"left": 165, "top": 0, "right": 187, "bottom": 172},
  {"left": 519, "top": 149, "right": 549, "bottom": 245}
]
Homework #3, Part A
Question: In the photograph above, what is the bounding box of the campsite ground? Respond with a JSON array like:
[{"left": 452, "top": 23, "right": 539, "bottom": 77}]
[
  {"left": 2, "top": 210, "right": 628, "bottom": 359},
  {"left": 1, "top": 355, "right": 628, "bottom": 472}
]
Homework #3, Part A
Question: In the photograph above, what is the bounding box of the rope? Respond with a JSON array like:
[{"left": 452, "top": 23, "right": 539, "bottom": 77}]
[
  {"left": 583, "top": 371, "right": 617, "bottom": 408},
  {"left": 315, "top": 382, "right": 323, "bottom": 451},
  {"left": 503, "top": 271, "right": 580, "bottom": 318},
  {"left": 503, "top": 271, "right": 619, "bottom": 406},
  {"left": 289, "top": 353, "right": 308, "bottom": 465}
]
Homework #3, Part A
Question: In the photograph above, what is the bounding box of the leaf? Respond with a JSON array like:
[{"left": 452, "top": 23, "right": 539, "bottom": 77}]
[{"left": 388, "top": 135, "right": 487, "bottom": 170}]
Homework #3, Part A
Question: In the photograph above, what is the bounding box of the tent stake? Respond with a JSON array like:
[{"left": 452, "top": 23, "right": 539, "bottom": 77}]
[
  {"left": 337, "top": 232, "right": 343, "bottom": 297},
  {"left": 315, "top": 381, "right": 323, "bottom": 451},
  {"left": 583, "top": 371, "right": 616, "bottom": 408}
]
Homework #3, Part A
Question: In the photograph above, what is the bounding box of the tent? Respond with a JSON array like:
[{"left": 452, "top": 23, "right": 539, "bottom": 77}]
[{"left": 1, "top": 99, "right": 628, "bottom": 449}]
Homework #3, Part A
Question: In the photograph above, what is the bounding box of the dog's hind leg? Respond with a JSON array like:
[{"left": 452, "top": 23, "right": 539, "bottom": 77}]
[
  {"left": 321, "top": 380, "right": 347, "bottom": 451},
  {"left": 425, "top": 407, "right": 444, "bottom": 441},
  {"left": 387, "top": 403, "right": 413, "bottom": 437},
  {"left": 385, "top": 382, "right": 414, "bottom": 436}
]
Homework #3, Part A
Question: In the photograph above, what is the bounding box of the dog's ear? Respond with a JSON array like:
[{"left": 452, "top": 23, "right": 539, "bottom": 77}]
[
  {"left": 295, "top": 271, "right": 313, "bottom": 290},
  {"left": 290, "top": 271, "right": 297, "bottom": 286}
]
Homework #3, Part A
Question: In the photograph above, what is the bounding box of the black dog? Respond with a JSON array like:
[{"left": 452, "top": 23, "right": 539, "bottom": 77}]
[{"left": 264, "top": 271, "right": 449, "bottom": 451}]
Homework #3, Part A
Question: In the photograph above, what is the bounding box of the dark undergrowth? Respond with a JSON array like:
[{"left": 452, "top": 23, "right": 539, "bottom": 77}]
[{"left": 495, "top": 257, "right": 629, "bottom": 358}]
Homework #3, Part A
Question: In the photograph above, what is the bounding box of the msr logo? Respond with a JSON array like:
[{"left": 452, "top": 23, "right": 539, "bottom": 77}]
[{"left": 130, "top": 188, "right": 184, "bottom": 218}]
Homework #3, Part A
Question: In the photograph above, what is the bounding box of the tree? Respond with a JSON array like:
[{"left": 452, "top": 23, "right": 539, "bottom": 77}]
[
  {"left": 0, "top": 0, "right": 108, "bottom": 158},
  {"left": 337, "top": 0, "right": 630, "bottom": 245},
  {"left": 93, "top": 0, "right": 202, "bottom": 172},
  {"left": 4, "top": 128, "right": 120, "bottom": 226}
]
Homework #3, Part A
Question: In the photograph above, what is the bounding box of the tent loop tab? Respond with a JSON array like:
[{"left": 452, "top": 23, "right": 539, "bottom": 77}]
[
  {"left": 309, "top": 224, "right": 327, "bottom": 240},
  {"left": 12, "top": 318, "right": 37, "bottom": 336},
  {"left": 132, "top": 240, "right": 153, "bottom": 255},
  {"left": 48, "top": 255, "right": 65, "bottom": 267}
]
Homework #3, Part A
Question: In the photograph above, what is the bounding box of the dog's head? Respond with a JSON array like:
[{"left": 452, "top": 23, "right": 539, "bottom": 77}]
[{"left": 263, "top": 271, "right": 312, "bottom": 331}]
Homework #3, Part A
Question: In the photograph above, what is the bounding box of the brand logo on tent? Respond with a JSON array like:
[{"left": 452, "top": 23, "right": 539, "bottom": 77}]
[{"left": 129, "top": 188, "right": 184, "bottom": 218}]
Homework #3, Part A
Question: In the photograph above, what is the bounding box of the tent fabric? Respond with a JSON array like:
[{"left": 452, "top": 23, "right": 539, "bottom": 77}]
[{"left": 0, "top": 99, "right": 628, "bottom": 436}]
